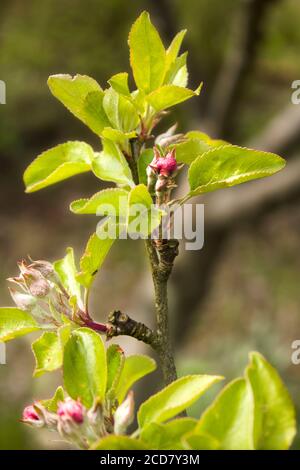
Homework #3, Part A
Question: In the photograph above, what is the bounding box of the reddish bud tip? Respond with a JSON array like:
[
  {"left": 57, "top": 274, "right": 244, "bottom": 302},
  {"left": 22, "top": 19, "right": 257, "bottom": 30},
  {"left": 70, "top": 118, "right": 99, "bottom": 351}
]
[
  {"left": 58, "top": 398, "right": 84, "bottom": 424},
  {"left": 149, "top": 148, "right": 177, "bottom": 177},
  {"left": 22, "top": 405, "right": 40, "bottom": 422}
]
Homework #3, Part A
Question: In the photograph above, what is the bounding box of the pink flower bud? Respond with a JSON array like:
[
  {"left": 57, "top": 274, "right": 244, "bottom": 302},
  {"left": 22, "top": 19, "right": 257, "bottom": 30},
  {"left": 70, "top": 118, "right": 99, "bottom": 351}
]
[
  {"left": 157, "top": 149, "right": 177, "bottom": 176},
  {"left": 23, "top": 405, "right": 40, "bottom": 422},
  {"left": 149, "top": 148, "right": 177, "bottom": 177},
  {"left": 58, "top": 398, "right": 84, "bottom": 424}
]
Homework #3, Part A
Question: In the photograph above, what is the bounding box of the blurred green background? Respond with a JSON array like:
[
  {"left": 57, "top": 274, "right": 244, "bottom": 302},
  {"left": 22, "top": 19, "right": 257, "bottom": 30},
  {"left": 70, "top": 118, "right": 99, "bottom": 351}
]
[{"left": 0, "top": 0, "right": 300, "bottom": 449}]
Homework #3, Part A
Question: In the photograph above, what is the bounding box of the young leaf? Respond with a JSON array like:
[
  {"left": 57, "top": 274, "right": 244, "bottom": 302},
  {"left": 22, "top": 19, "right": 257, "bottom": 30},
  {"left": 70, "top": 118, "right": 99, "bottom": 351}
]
[
  {"left": 91, "top": 435, "right": 149, "bottom": 450},
  {"left": 188, "top": 145, "right": 286, "bottom": 197},
  {"left": 54, "top": 247, "right": 82, "bottom": 307},
  {"left": 165, "top": 30, "right": 187, "bottom": 72},
  {"left": 106, "top": 344, "right": 125, "bottom": 397},
  {"left": 165, "top": 53, "right": 189, "bottom": 88},
  {"left": 24, "top": 141, "right": 93, "bottom": 193},
  {"left": 32, "top": 332, "right": 60, "bottom": 377},
  {"left": 195, "top": 378, "right": 255, "bottom": 450},
  {"left": 101, "top": 127, "right": 136, "bottom": 146},
  {"left": 63, "top": 328, "right": 107, "bottom": 407},
  {"left": 92, "top": 139, "right": 134, "bottom": 187},
  {"left": 103, "top": 88, "right": 139, "bottom": 133},
  {"left": 82, "top": 90, "right": 111, "bottom": 135},
  {"left": 0, "top": 307, "right": 39, "bottom": 341},
  {"left": 108, "top": 72, "right": 130, "bottom": 97},
  {"left": 174, "top": 132, "right": 226, "bottom": 165},
  {"left": 140, "top": 418, "right": 197, "bottom": 450},
  {"left": 146, "top": 83, "right": 202, "bottom": 112},
  {"left": 47, "top": 74, "right": 108, "bottom": 135},
  {"left": 103, "top": 88, "right": 120, "bottom": 129},
  {"left": 138, "top": 374, "right": 223, "bottom": 429},
  {"left": 128, "top": 11, "right": 166, "bottom": 93},
  {"left": 70, "top": 188, "right": 128, "bottom": 215},
  {"left": 184, "top": 432, "right": 220, "bottom": 450},
  {"left": 246, "top": 352, "right": 296, "bottom": 450},
  {"left": 115, "top": 355, "right": 156, "bottom": 403},
  {"left": 127, "top": 184, "right": 161, "bottom": 237},
  {"left": 138, "top": 148, "right": 154, "bottom": 185},
  {"left": 42, "top": 386, "right": 65, "bottom": 413},
  {"left": 76, "top": 232, "right": 115, "bottom": 288},
  {"left": 32, "top": 324, "right": 71, "bottom": 377}
]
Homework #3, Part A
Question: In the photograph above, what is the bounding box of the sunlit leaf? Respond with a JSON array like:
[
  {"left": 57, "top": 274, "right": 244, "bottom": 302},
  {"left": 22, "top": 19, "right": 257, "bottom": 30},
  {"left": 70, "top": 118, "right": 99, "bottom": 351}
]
[
  {"left": 196, "top": 378, "right": 254, "bottom": 450},
  {"left": 115, "top": 355, "right": 156, "bottom": 403},
  {"left": 92, "top": 139, "right": 134, "bottom": 187},
  {"left": 108, "top": 72, "right": 130, "bottom": 97},
  {"left": 70, "top": 188, "right": 128, "bottom": 215},
  {"left": 24, "top": 141, "right": 93, "bottom": 193},
  {"left": 188, "top": 145, "right": 286, "bottom": 197},
  {"left": 48, "top": 74, "right": 108, "bottom": 135},
  {"left": 0, "top": 307, "right": 39, "bottom": 341},
  {"left": 76, "top": 232, "right": 115, "bottom": 288},
  {"left": 63, "top": 328, "right": 107, "bottom": 407},
  {"left": 129, "top": 11, "right": 166, "bottom": 93},
  {"left": 146, "top": 83, "right": 202, "bottom": 112},
  {"left": 54, "top": 247, "right": 82, "bottom": 307},
  {"left": 138, "top": 374, "right": 223, "bottom": 429},
  {"left": 246, "top": 352, "right": 296, "bottom": 450}
]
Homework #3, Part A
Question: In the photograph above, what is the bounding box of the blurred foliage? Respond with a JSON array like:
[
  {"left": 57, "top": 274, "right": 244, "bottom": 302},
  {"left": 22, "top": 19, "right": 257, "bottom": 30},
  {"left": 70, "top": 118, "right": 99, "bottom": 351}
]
[{"left": 0, "top": 0, "right": 300, "bottom": 449}]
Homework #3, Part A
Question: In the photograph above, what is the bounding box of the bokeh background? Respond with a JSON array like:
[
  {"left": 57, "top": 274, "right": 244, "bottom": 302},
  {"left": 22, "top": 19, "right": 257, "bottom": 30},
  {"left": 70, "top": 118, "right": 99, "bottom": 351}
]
[{"left": 0, "top": 0, "right": 300, "bottom": 449}]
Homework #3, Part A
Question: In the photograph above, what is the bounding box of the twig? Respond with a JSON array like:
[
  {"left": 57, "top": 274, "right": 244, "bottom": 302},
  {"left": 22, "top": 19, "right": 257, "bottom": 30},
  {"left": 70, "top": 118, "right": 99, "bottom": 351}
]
[{"left": 106, "top": 310, "right": 158, "bottom": 347}]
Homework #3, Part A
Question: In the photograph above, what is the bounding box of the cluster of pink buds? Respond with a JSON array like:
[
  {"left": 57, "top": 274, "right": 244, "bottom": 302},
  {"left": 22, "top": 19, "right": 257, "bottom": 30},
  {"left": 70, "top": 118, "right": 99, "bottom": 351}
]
[
  {"left": 22, "top": 397, "right": 109, "bottom": 449},
  {"left": 147, "top": 147, "right": 180, "bottom": 204},
  {"left": 8, "top": 259, "right": 74, "bottom": 327}
]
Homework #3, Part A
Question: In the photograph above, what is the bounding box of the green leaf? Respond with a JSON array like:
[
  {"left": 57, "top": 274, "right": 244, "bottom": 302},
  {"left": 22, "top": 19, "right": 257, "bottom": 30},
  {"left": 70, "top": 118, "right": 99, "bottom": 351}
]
[
  {"left": 76, "top": 232, "right": 115, "bottom": 288},
  {"left": 0, "top": 307, "right": 39, "bottom": 341},
  {"left": 141, "top": 418, "right": 197, "bottom": 450},
  {"left": 92, "top": 139, "right": 134, "bottom": 187},
  {"left": 108, "top": 72, "right": 130, "bottom": 97},
  {"left": 115, "top": 355, "right": 156, "bottom": 404},
  {"left": 138, "top": 374, "right": 223, "bottom": 429},
  {"left": 101, "top": 127, "right": 136, "bottom": 146},
  {"left": 129, "top": 11, "right": 166, "bottom": 93},
  {"left": 106, "top": 344, "right": 125, "bottom": 397},
  {"left": 82, "top": 90, "right": 111, "bottom": 135},
  {"left": 63, "top": 328, "right": 107, "bottom": 407},
  {"left": 91, "top": 435, "right": 149, "bottom": 450},
  {"left": 196, "top": 378, "right": 254, "bottom": 450},
  {"left": 188, "top": 145, "right": 286, "bottom": 197},
  {"left": 165, "top": 30, "right": 187, "bottom": 71},
  {"left": 246, "top": 352, "right": 296, "bottom": 450},
  {"left": 138, "top": 148, "right": 154, "bottom": 185},
  {"left": 184, "top": 432, "right": 220, "bottom": 450},
  {"left": 103, "top": 88, "right": 139, "bottom": 133},
  {"left": 24, "top": 141, "right": 93, "bottom": 193},
  {"left": 127, "top": 184, "right": 161, "bottom": 237},
  {"left": 47, "top": 74, "right": 108, "bottom": 135},
  {"left": 174, "top": 132, "right": 226, "bottom": 165},
  {"left": 54, "top": 247, "right": 82, "bottom": 307},
  {"left": 31, "top": 326, "right": 69, "bottom": 378},
  {"left": 103, "top": 88, "right": 120, "bottom": 129},
  {"left": 118, "top": 94, "right": 140, "bottom": 133},
  {"left": 165, "top": 52, "right": 188, "bottom": 88},
  {"left": 70, "top": 188, "right": 128, "bottom": 215},
  {"left": 42, "top": 386, "right": 65, "bottom": 413},
  {"left": 146, "top": 83, "right": 202, "bottom": 112}
]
